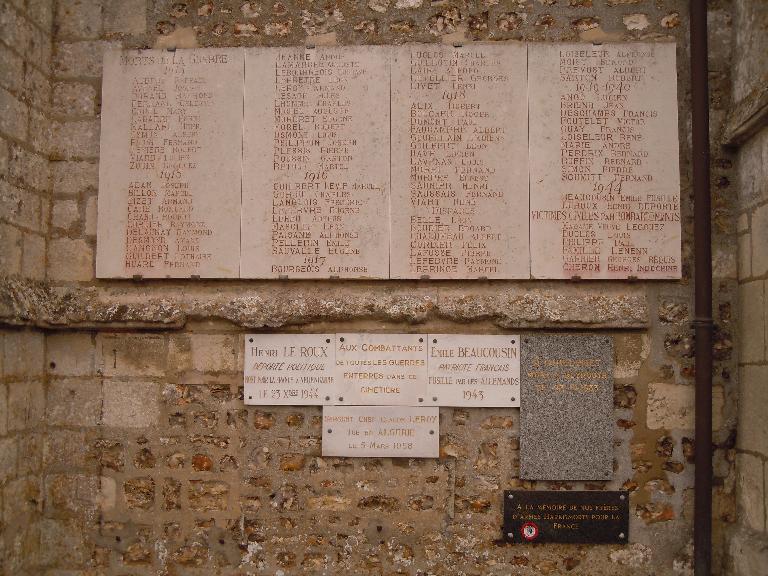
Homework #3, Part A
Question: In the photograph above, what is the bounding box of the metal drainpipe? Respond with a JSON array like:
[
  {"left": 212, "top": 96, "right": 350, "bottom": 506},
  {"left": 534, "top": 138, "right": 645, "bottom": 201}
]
[{"left": 690, "top": 1, "right": 713, "bottom": 575}]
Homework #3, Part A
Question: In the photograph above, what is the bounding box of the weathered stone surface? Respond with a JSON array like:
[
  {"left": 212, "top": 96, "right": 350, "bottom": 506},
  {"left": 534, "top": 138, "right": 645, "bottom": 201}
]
[
  {"left": 0, "top": 277, "right": 649, "bottom": 330},
  {"left": 520, "top": 334, "right": 614, "bottom": 480}
]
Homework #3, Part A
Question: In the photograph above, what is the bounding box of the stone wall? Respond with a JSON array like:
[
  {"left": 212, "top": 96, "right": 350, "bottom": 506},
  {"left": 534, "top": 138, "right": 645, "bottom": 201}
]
[
  {"left": 728, "top": 1, "right": 768, "bottom": 574},
  {"left": 0, "top": 0, "right": 749, "bottom": 574},
  {"left": 0, "top": 0, "right": 52, "bottom": 573}
]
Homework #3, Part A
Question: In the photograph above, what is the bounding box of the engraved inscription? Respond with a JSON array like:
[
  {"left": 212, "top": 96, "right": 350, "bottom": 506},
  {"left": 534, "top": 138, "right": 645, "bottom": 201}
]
[
  {"left": 529, "top": 43, "right": 681, "bottom": 279},
  {"left": 322, "top": 406, "right": 439, "bottom": 457},
  {"left": 242, "top": 47, "right": 390, "bottom": 278},
  {"left": 334, "top": 333, "right": 427, "bottom": 406},
  {"left": 391, "top": 44, "right": 529, "bottom": 279},
  {"left": 243, "top": 334, "right": 335, "bottom": 405},
  {"left": 97, "top": 48, "right": 243, "bottom": 278},
  {"left": 427, "top": 334, "right": 520, "bottom": 407}
]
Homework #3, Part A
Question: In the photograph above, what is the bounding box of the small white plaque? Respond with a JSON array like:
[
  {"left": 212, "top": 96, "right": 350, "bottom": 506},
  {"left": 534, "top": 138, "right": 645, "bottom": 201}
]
[
  {"left": 322, "top": 405, "right": 439, "bottom": 458},
  {"left": 97, "top": 48, "right": 244, "bottom": 278},
  {"left": 427, "top": 334, "right": 520, "bottom": 407},
  {"left": 334, "top": 333, "right": 427, "bottom": 406},
  {"left": 244, "top": 334, "right": 334, "bottom": 405},
  {"left": 529, "top": 43, "right": 681, "bottom": 279}
]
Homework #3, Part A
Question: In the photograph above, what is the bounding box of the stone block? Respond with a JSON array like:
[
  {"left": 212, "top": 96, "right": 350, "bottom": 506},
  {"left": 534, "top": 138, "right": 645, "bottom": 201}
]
[
  {"left": 44, "top": 474, "right": 100, "bottom": 517},
  {"left": 729, "top": 527, "right": 768, "bottom": 576},
  {"left": 51, "top": 119, "right": 100, "bottom": 159},
  {"left": 0, "top": 382, "right": 7, "bottom": 435},
  {"left": 43, "top": 429, "right": 88, "bottom": 470},
  {"left": 22, "top": 63, "right": 50, "bottom": 111},
  {"left": 27, "top": 0, "right": 54, "bottom": 31},
  {"left": 0, "top": 43, "right": 24, "bottom": 93},
  {"left": 3, "top": 330, "right": 44, "bottom": 377},
  {"left": 52, "top": 81, "right": 97, "bottom": 116},
  {"left": 39, "top": 519, "right": 87, "bottom": 565},
  {"left": 0, "top": 223, "right": 22, "bottom": 275},
  {"left": 738, "top": 232, "right": 751, "bottom": 279},
  {"left": 0, "top": 180, "right": 41, "bottom": 231},
  {"left": 56, "top": 0, "right": 103, "bottom": 39},
  {"left": 46, "top": 378, "right": 102, "bottom": 426},
  {"left": 47, "top": 333, "right": 94, "bottom": 376},
  {"left": 28, "top": 107, "right": 53, "bottom": 156},
  {"left": 739, "top": 365, "right": 768, "bottom": 455},
  {"left": 54, "top": 40, "right": 121, "bottom": 79},
  {"left": 51, "top": 198, "right": 80, "bottom": 231},
  {"left": 188, "top": 480, "right": 229, "bottom": 511},
  {"left": 17, "top": 432, "right": 42, "bottom": 475},
  {"left": 3, "top": 476, "right": 42, "bottom": 521},
  {"left": 84, "top": 194, "right": 96, "bottom": 235},
  {"left": 48, "top": 238, "right": 93, "bottom": 281},
  {"left": 103, "top": 0, "right": 147, "bottom": 34},
  {"left": 97, "top": 333, "right": 167, "bottom": 377},
  {"left": 7, "top": 380, "right": 44, "bottom": 432},
  {"left": 0, "top": 86, "right": 28, "bottom": 140},
  {"left": 190, "top": 334, "right": 237, "bottom": 373},
  {"left": 753, "top": 203, "right": 768, "bottom": 276},
  {"left": 123, "top": 476, "right": 155, "bottom": 509},
  {"left": 21, "top": 232, "right": 45, "bottom": 280},
  {"left": 0, "top": 436, "right": 17, "bottom": 483},
  {"left": 52, "top": 160, "right": 99, "bottom": 196},
  {"left": 103, "top": 381, "right": 159, "bottom": 428},
  {"left": 739, "top": 280, "right": 766, "bottom": 363},
  {"left": 737, "top": 453, "right": 766, "bottom": 533}
]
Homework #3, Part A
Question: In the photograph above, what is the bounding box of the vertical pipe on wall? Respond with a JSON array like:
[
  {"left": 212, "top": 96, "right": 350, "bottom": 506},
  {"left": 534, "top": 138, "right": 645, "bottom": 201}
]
[{"left": 690, "top": 1, "right": 713, "bottom": 575}]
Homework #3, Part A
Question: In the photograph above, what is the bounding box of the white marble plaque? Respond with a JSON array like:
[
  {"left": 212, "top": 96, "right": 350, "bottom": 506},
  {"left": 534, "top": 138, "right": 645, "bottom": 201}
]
[
  {"left": 244, "top": 334, "right": 334, "bottom": 405},
  {"left": 427, "top": 334, "right": 520, "bottom": 407},
  {"left": 390, "top": 44, "right": 530, "bottom": 279},
  {"left": 241, "top": 47, "right": 391, "bottom": 278},
  {"left": 529, "top": 43, "right": 681, "bottom": 279},
  {"left": 96, "top": 48, "right": 244, "bottom": 278},
  {"left": 322, "top": 406, "right": 439, "bottom": 458},
  {"left": 334, "top": 333, "right": 427, "bottom": 406}
]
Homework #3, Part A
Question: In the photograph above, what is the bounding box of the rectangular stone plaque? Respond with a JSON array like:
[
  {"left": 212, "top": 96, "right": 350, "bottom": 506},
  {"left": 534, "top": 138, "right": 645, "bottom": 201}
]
[
  {"left": 322, "top": 406, "right": 439, "bottom": 457},
  {"left": 241, "top": 47, "right": 391, "bottom": 278},
  {"left": 529, "top": 43, "right": 681, "bottom": 279},
  {"left": 97, "top": 48, "right": 244, "bottom": 278},
  {"left": 520, "top": 334, "right": 614, "bottom": 480},
  {"left": 503, "top": 490, "right": 629, "bottom": 544},
  {"left": 243, "top": 334, "right": 334, "bottom": 405},
  {"left": 427, "top": 334, "right": 520, "bottom": 407},
  {"left": 390, "top": 44, "right": 530, "bottom": 279},
  {"left": 334, "top": 333, "right": 427, "bottom": 406}
]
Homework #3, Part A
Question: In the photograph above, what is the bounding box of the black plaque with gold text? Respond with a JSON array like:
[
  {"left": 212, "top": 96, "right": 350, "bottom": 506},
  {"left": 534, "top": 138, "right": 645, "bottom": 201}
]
[{"left": 503, "top": 490, "right": 629, "bottom": 544}]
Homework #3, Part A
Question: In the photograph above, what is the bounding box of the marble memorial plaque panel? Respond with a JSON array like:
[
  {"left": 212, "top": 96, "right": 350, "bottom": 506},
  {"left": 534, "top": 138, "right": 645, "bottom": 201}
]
[
  {"left": 520, "top": 334, "right": 613, "bottom": 480},
  {"left": 334, "top": 333, "right": 427, "bottom": 406},
  {"left": 529, "top": 43, "right": 681, "bottom": 279},
  {"left": 503, "top": 490, "right": 629, "bottom": 544},
  {"left": 427, "top": 334, "right": 520, "bottom": 407},
  {"left": 97, "top": 48, "right": 244, "bottom": 278},
  {"left": 244, "top": 334, "right": 334, "bottom": 405},
  {"left": 390, "top": 44, "right": 530, "bottom": 279},
  {"left": 242, "top": 47, "right": 391, "bottom": 279},
  {"left": 322, "top": 405, "right": 439, "bottom": 457}
]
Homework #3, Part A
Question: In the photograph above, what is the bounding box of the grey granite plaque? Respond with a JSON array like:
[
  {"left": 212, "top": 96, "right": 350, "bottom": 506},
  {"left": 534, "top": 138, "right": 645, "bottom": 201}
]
[
  {"left": 520, "top": 334, "right": 614, "bottom": 480},
  {"left": 243, "top": 334, "right": 334, "bottom": 405},
  {"left": 322, "top": 405, "right": 439, "bottom": 458},
  {"left": 97, "top": 48, "right": 244, "bottom": 278},
  {"left": 241, "top": 47, "right": 390, "bottom": 278}
]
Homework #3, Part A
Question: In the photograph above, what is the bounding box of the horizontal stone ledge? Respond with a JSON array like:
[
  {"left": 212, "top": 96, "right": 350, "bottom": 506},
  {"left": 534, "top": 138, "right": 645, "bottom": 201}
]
[
  {"left": 722, "top": 82, "right": 768, "bottom": 147},
  {"left": 0, "top": 277, "right": 650, "bottom": 331}
]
